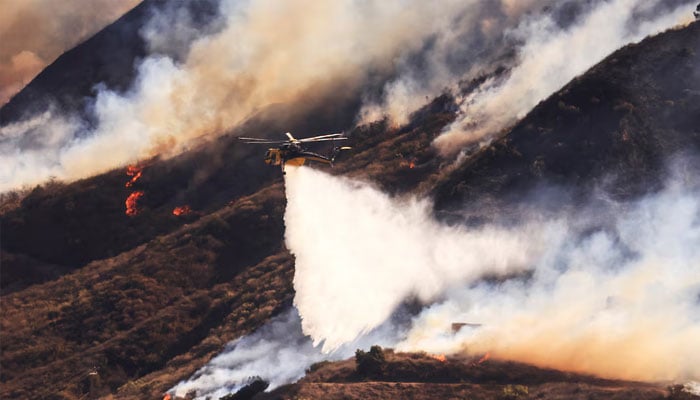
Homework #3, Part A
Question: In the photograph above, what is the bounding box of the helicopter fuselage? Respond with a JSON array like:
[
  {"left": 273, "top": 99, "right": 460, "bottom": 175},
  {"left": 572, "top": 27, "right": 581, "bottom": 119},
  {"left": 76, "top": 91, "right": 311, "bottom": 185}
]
[
  {"left": 263, "top": 146, "right": 332, "bottom": 168},
  {"left": 240, "top": 132, "right": 349, "bottom": 172}
]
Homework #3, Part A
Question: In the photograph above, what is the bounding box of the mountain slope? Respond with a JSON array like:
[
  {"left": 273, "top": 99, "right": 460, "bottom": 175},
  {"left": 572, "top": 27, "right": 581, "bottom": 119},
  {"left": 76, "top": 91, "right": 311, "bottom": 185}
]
[
  {"left": 434, "top": 21, "right": 700, "bottom": 214},
  {"left": 0, "top": 97, "right": 454, "bottom": 398},
  {"left": 0, "top": 0, "right": 223, "bottom": 125},
  {"left": 1, "top": 14, "right": 699, "bottom": 400},
  {"left": 265, "top": 351, "right": 673, "bottom": 400}
]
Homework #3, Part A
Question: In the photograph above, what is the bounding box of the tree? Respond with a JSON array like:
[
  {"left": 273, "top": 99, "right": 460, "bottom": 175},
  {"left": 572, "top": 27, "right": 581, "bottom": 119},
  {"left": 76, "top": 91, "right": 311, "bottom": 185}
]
[{"left": 355, "top": 345, "right": 386, "bottom": 378}]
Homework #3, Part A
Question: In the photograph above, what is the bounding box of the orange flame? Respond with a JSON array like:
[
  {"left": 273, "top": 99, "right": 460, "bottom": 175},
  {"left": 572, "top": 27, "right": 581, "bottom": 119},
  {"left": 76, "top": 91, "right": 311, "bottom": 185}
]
[
  {"left": 125, "top": 165, "right": 143, "bottom": 187},
  {"left": 431, "top": 354, "right": 447, "bottom": 363},
  {"left": 162, "top": 394, "right": 172, "bottom": 400},
  {"left": 409, "top": 160, "right": 416, "bottom": 169},
  {"left": 477, "top": 353, "right": 491, "bottom": 364},
  {"left": 125, "top": 191, "right": 144, "bottom": 216},
  {"left": 172, "top": 205, "right": 192, "bottom": 216}
]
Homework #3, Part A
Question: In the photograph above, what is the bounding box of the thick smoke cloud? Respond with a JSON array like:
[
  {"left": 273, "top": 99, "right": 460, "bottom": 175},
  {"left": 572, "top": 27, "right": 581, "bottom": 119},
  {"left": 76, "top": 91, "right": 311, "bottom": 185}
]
[
  {"left": 3, "top": 0, "right": 692, "bottom": 193},
  {"left": 397, "top": 184, "right": 700, "bottom": 381},
  {"left": 1, "top": 0, "right": 467, "bottom": 192},
  {"left": 0, "top": 0, "right": 140, "bottom": 105},
  {"left": 174, "top": 164, "right": 699, "bottom": 396},
  {"left": 434, "top": 0, "right": 696, "bottom": 153},
  {"left": 285, "top": 166, "right": 547, "bottom": 352},
  {"left": 285, "top": 166, "right": 699, "bottom": 382}
]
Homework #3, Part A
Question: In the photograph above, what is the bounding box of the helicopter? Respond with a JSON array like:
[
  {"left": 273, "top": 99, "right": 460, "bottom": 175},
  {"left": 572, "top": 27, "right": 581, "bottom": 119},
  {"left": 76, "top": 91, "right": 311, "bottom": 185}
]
[{"left": 238, "top": 132, "right": 351, "bottom": 173}]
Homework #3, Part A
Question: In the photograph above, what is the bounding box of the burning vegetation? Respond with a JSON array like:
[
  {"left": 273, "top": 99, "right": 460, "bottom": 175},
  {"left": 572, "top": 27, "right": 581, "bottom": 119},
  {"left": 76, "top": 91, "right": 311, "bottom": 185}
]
[
  {"left": 125, "top": 165, "right": 143, "bottom": 188},
  {"left": 172, "top": 205, "right": 192, "bottom": 216},
  {"left": 125, "top": 191, "right": 144, "bottom": 216},
  {"left": 477, "top": 353, "right": 491, "bottom": 365},
  {"left": 124, "top": 164, "right": 146, "bottom": 216}
]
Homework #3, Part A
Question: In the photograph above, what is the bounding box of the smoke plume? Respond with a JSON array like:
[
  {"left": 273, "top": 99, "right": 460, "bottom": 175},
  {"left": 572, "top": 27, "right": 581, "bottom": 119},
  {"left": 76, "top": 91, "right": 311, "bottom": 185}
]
[
  {"left": 170, "top": 308, "right": 402, "bottom": 399},
  {"left": 284, "top": 166, "right": 548, "bottom": 352},
  {"left": 174, "top": 164, "right": 699, "bottom": 396},
  {"left": 283, "top": 166, "right": 700, "bottom": 382},
  {"left": 397, "top": 188, "right": 700, "bottom": 381},
  {"left": 171, "top": 309, "right": 326, "bottom": 399},
  {"left": 1, "top": 0, "right": 470, "bottom": 192},
  {"left": 434, "top": 0, "right": 696, "bottom": 153},
  {"left": 3, "top": 0, "right": 693, "bottom": 193},
  {"left": 0, "top": 0, "right": 140, "bottom": 105}
]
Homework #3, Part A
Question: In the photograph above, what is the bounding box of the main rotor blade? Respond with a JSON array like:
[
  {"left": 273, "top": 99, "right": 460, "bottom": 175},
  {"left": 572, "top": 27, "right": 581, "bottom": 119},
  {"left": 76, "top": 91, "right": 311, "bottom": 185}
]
[
  {"left": 297, "top": 136, "right": 348, "bottom": 143},
  {"left": 238, "top": 137, "right": 290, "bottom": 144},
  {"left": 297, "top": 133, "right": 346, "bottom": 141}
]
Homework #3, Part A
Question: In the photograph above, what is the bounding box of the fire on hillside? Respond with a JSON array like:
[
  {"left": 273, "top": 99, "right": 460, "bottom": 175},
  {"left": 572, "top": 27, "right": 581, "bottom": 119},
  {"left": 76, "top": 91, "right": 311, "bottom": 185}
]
[
  {"left": 125, "top": 191, "right": 144, "bottom": 216},
  {"left": 125, "top": 165, "right": 143, "bottom": 188},
  {"left": 172, "top": 205, "right": 192, "bottom": 216}
]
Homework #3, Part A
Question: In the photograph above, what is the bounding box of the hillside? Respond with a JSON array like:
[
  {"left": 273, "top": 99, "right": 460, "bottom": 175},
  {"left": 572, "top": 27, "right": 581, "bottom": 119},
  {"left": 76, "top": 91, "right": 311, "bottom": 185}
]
[
  {"left": 1, "top": 10, "right": 699, "bottom": 400},
  {"left": 0, "top": 0, "right": 223, "bottom": 126},
  {"left": 263, "top": 350, "right": 686, "bottom": 400},
  {"left": 434, "top": 21, "right": 700, "bottom": 214},
  {"left": 0, "top": 96, "right": 455, "bottom": 398}
]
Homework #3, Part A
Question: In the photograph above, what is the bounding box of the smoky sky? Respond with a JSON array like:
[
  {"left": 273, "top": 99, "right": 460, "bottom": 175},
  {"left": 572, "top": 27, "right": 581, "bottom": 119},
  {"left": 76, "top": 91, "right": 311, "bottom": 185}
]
[
  {"left": 0, "top": 0, "right": 141, "bottom": 105},
  {"left": 0, "top": 0, "right": 696, "bottom": 193}
]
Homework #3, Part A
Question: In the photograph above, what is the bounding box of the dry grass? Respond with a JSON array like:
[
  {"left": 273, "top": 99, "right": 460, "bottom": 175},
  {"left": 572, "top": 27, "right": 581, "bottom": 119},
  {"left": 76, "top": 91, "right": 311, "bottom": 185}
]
[{"left": 263, "top": 351, "right": 677, "bottom": 400}]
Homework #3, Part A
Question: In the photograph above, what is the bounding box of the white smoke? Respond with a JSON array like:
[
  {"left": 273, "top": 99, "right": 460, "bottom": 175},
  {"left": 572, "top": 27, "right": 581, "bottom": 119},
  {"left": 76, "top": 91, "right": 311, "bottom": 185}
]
[
  {"left": 5, "top": 0, "right": 693, "bottom": 193},
  {"left": 434, "top": 0, "right": 696, "bottom": 153},
  {"left": 173, "top": 163, "right": 699, "bottom": 395},
  {"left": 1, "top": 0, "right": 474, "bottom": 192},
  {"left": 171, "top": 309, "right": 324, "bottom": 399},
  {"left": 398, "top": 187, "right": 700, "bottom": 381},
  {"left": 170, "top": 308, "right": 402, "bottom": 399},
  {"left": 0, "top": 109, "right": 85, "bottom": 190},
  {"left": 284, "top": 166, "right": 700, "bottom": 382},
  {"left": 686, "top": 382, "right": 700, "bottom": 396},
  {"left": 284, "top": 166, "right": 551, "bottom": 352}
]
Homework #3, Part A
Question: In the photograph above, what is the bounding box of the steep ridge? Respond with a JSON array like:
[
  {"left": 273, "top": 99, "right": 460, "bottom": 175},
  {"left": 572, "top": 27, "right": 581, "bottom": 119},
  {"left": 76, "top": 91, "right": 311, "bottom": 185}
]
[
  {"left": 0, "top": 0, "right": 222, "bottom": 125},
  {"left": 434, "top": 21, "right": 700, "bottom": 214}
]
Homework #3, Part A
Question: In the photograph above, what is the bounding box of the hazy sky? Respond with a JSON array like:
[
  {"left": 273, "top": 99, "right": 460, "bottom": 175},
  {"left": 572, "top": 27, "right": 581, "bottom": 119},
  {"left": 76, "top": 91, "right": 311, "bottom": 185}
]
[{"left": 0, "top": 0, "right": 141, "bottom": 105}]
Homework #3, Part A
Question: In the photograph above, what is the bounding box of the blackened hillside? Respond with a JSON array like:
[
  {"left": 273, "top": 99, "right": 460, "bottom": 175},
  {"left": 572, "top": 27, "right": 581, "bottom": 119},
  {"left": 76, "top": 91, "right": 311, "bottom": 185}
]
[{"left": 434, "top": 21, "right": 700, "bottom": 213}]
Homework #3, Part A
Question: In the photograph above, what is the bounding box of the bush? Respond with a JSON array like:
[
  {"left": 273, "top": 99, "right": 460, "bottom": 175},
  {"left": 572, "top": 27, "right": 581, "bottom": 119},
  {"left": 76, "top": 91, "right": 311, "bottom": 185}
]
[
  {"left": 355, "top": 345, "right": 386, "bottom": 378},
  {"left": 501, "top": 384, "right": 529, "bottom": 399}
]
